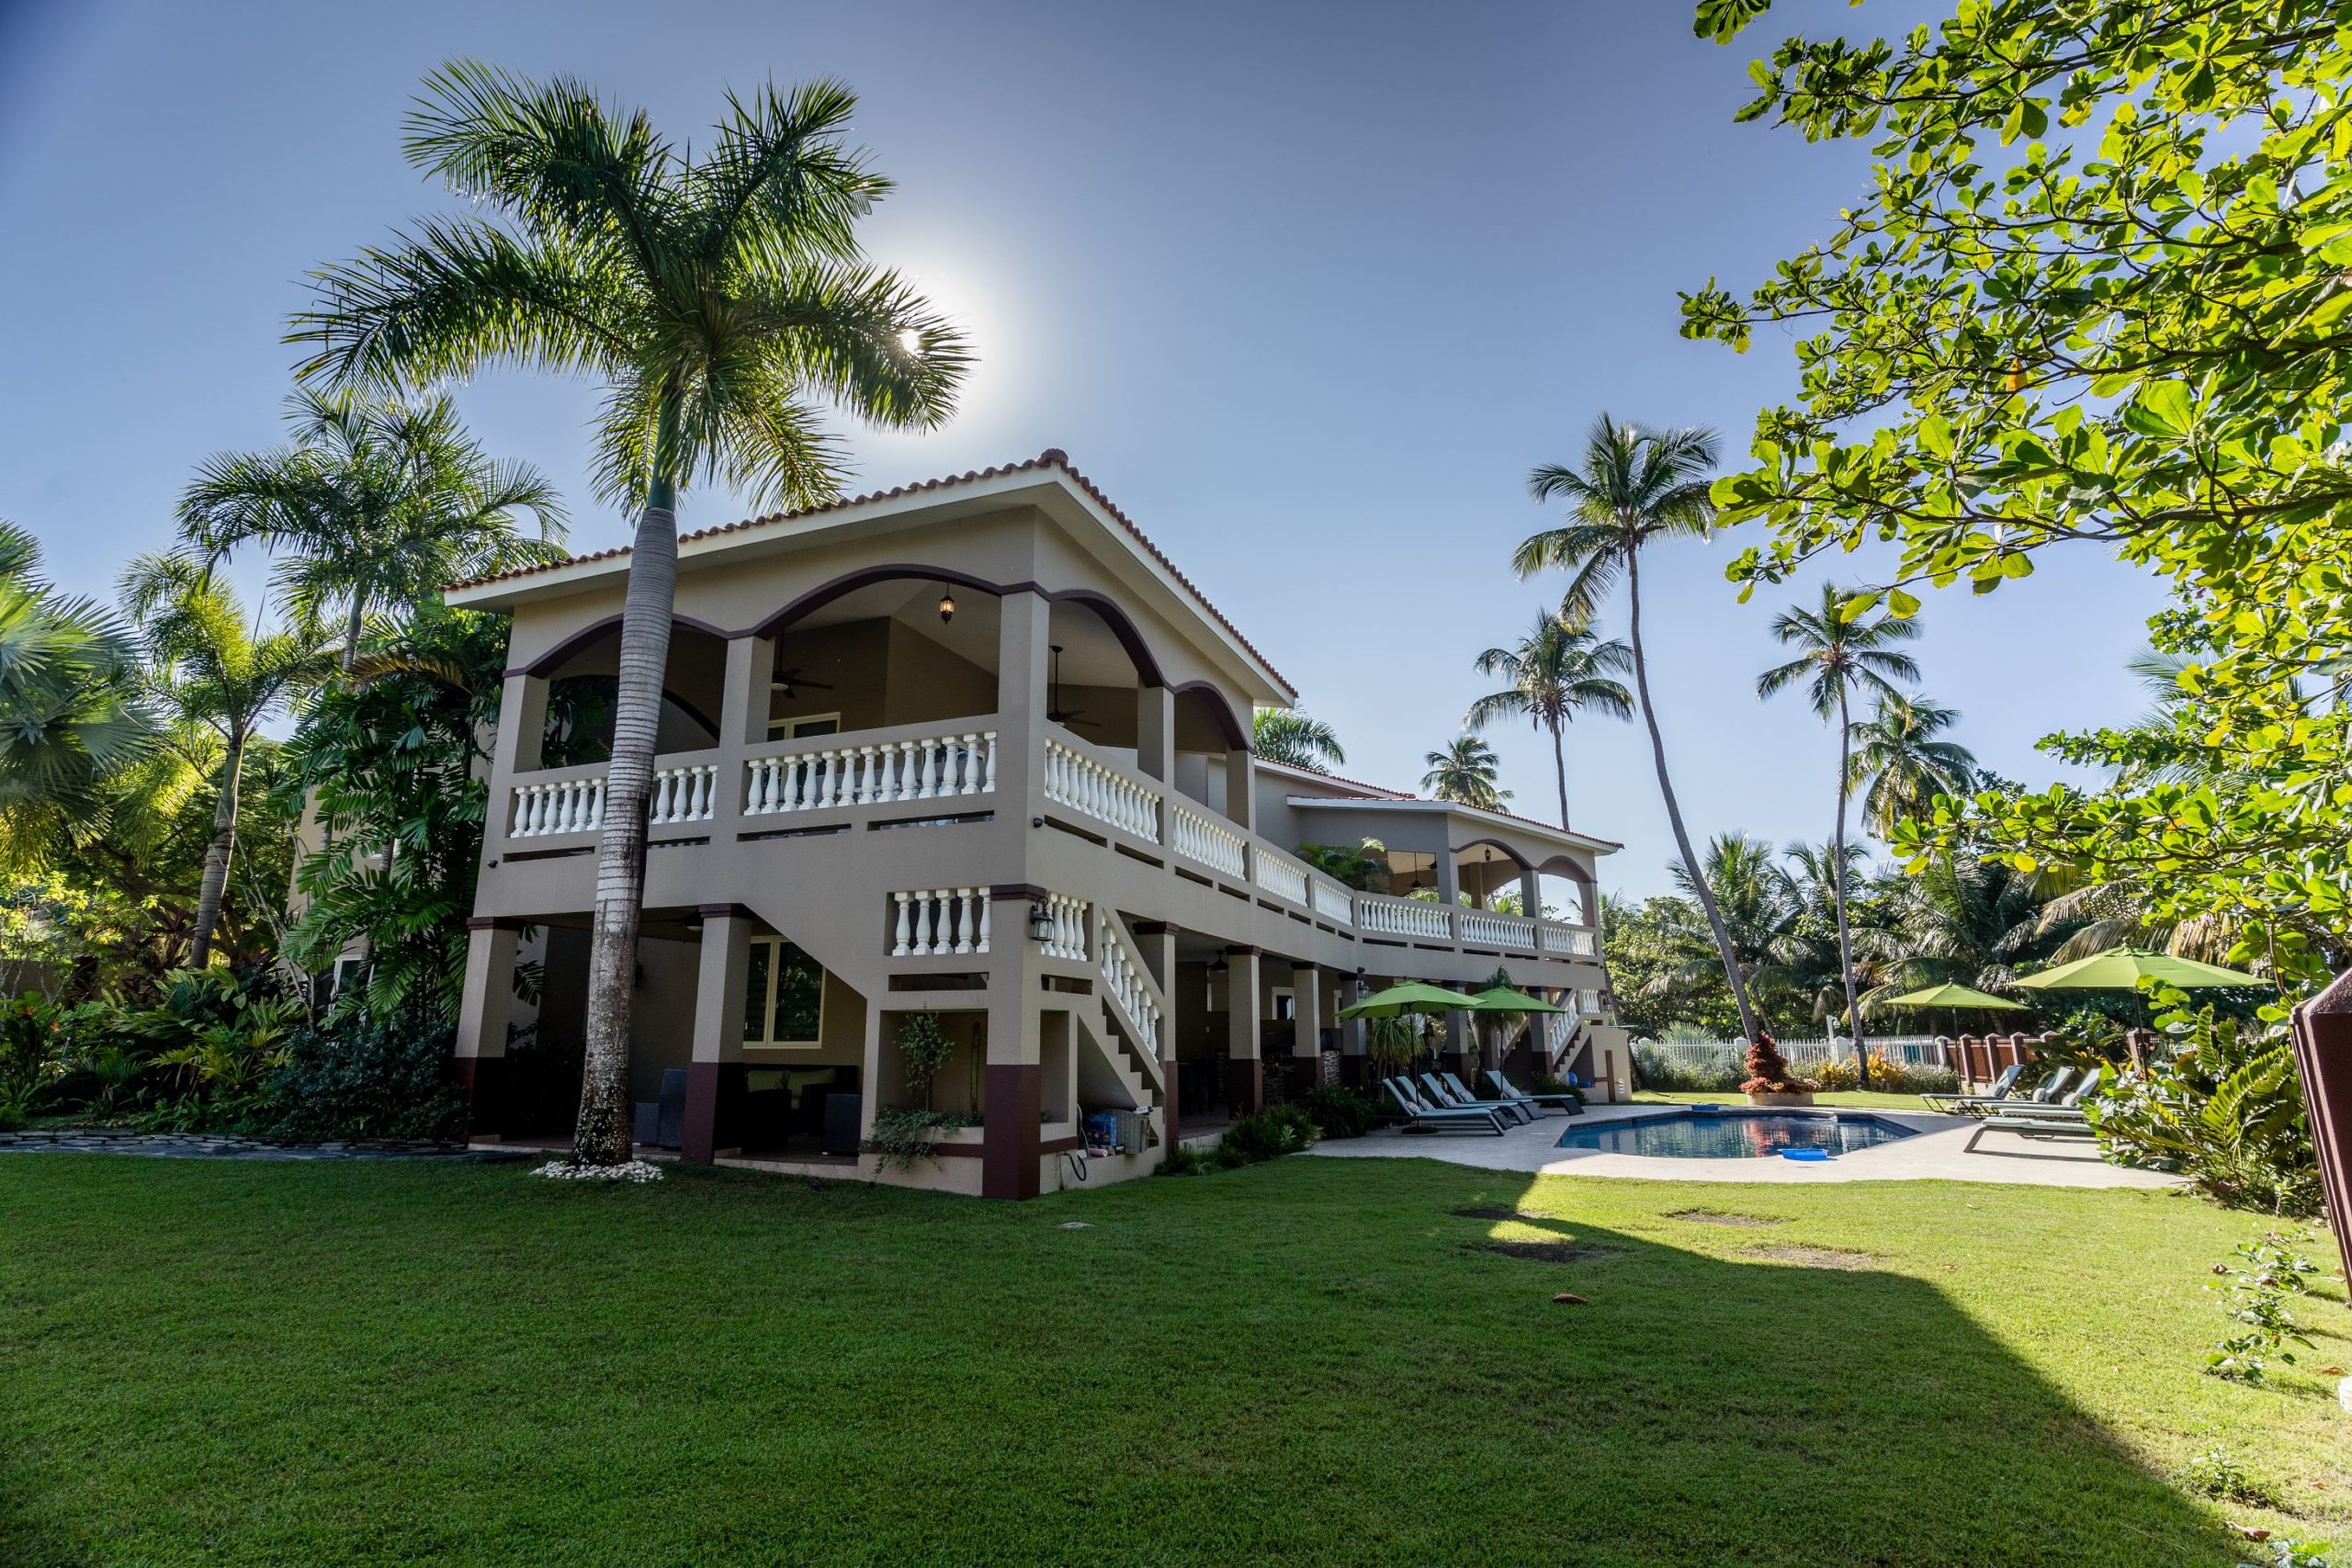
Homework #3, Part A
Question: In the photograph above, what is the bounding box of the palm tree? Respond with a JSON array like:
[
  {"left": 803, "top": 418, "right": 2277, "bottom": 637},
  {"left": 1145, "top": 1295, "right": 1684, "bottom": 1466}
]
[
  {"left": 179, "top": 389, "right": 569, "bottom": 671},
  {"left": 1848, "top": 694, "right": 1976, "bottom": 839},
  {"left": 1516, "top": 415, "right": 1762, "bottom": 1038},
  {"left": 293, "top": 64, "right": 968, "bottom": 1164},
  {"left": 1757, "top": 583, "right": 1921, "bottom": 1086},
  {"left": 121, "top": 557, "right": 337, "bottom": 969},
  {"left": 1251, "top": 709, "right": 1345, "bottom": 772},
  {"left": 1422, "top": 736, "right": 1509, "bottom": 811},
  {"left": 0, "top": 525, "right": 151, "bottom": 875},
  {"left": 1464, "top": 608, "right": 1633, "bottom": 829}
]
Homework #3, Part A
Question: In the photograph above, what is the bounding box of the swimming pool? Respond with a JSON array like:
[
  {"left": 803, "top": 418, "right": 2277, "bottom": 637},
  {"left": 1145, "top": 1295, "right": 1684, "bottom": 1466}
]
[{"left": 1554, "top": 1109, "right": 1916, "bottom": 1159}]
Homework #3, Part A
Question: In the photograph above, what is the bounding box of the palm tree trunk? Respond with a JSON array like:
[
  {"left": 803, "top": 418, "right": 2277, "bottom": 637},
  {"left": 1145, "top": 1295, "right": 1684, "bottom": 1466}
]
[
  {"left": 573, "top": 409, "right": 684, "bottom": 1167},
  {"left": 1625, "top": 551, "right": 1760, "bottom": 1040},
  {"left": 342, "top": 598, "right": 365, "bottom": 674},
  {"left": 189, "top": 730, "right": 244, "bottom": 969},
  {"left": 1832, "top": 686, "right": 1870, "bottom": 1089},
  {"left": 1550, "top": 719, "right": 1571, "bottom": 829}
]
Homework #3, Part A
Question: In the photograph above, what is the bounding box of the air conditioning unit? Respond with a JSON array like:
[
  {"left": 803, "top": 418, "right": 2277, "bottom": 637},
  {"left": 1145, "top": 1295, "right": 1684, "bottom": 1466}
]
[{"left": 1112, "top": 1108, "right": 1155, "bottom": 1154}]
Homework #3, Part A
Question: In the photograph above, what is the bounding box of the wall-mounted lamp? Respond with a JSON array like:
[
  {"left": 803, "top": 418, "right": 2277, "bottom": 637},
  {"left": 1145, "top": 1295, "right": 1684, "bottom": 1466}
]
[
  {"left": 1209, "top": 953, "right": 1228, "bottom": 975},
  {"left": 938, "top": 584, "right": 956, "bottom": 624},
  {"left": 1026, "top": 900, "right": 1055, "bottom": 943}
]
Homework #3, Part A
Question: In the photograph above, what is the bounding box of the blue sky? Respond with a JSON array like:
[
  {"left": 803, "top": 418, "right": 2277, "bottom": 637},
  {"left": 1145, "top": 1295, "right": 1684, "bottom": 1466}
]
[{"left": 0, "top": 0, "right": 2164, "bottom": 897}]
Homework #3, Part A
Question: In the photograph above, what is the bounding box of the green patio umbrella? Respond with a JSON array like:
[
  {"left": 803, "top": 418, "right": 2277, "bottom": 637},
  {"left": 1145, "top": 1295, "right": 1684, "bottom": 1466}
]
[
  {"left": 2014, "top": 946, "right": 2262, "bottom": 992},
  {"left": 1463, "top": 985, "right": 1567, "bottom": 1014},
  {"left": 1876, "top": 980, "right": 2029, "bottom": 1044},
  {"left": 1334, "top": 981, "right": 1470, "bottom": 1020}
]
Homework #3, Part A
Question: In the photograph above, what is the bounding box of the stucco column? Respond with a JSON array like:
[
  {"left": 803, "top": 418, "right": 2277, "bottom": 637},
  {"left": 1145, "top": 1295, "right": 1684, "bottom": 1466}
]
[
  {"left": 720, "top": 633, "right": 776, "bottom": 745},
  {"left": 1135, "top": 920, "right": 1180, "bottom": 1145},
  {"left": 1292, "top": 961, "right": 1323, "bottom": 1093},
  {"left": 1136, "top": 684, "right": 1175, "bottom": 783},
  {"left": 682, "top": 904, "right": 753, "bottom": 1163},
  {"left": 996, "top": 590, "right": 1052, "bottom": 826},
  {"left": 1340, "top": 973, "right": 1369, "bottom": 1088},
  {"left": 481, "top": 673, "right": 549, "bottom": 860},
  {"left": 982, "top": 886, "right": 1047, "bottom": 1199},
  {"left": 1223, "top": 748, "right": 1255, "bottom": 832},
  {"left": 454, "top": 918, "right": 519, "bottom": 1138},
  {"left": 1224, "top": 945, "right": 1262, "bottom": 1116}
]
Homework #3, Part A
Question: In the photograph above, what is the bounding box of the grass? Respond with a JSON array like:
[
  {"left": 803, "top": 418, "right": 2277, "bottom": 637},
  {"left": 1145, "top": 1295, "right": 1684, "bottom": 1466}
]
[
  {"left": 1634, "top": 1088, "right": 1942, "bottom": 1111},
  {"left": 2, "top": 1153, "right": 2346, "bottom": 1566}
]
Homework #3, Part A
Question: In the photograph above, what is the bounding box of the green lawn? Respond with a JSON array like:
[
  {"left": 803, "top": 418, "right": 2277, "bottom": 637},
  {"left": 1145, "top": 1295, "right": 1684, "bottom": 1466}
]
[
  {"left": 1634, "top": 1088, "right": 1946, "bottom": 1111},
  {"left": 2, "top": 1153, "right": 2345, "bottom": 1566}
]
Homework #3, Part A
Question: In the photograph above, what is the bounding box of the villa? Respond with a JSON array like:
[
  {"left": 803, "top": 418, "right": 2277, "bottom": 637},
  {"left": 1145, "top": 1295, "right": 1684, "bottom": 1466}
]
[{"left": 447, "top": 450, "right": 1628, "bottom": 1198}]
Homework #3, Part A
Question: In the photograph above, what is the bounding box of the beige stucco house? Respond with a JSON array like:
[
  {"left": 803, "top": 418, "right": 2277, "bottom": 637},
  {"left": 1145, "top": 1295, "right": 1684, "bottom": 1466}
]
[{"left": 446, "top": 449, "right": 1628, "bottom": 1199}]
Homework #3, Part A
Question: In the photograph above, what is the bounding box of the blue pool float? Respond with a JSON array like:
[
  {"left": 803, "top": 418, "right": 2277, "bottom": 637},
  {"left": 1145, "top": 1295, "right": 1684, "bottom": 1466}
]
[{"left": 1780, "top": 1148, "right": 1833, "bottom": 1162}]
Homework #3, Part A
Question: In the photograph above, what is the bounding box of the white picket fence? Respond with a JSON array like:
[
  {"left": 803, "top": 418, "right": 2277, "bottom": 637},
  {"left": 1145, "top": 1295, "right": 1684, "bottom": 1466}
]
[{"left": 1638, "top": 1035, "right": 1950, "bottom": 1071}]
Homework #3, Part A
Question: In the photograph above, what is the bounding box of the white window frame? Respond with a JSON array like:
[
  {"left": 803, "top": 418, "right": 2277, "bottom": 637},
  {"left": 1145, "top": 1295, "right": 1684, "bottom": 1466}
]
[
  {"left": 1270, "top": 987, "right": 1296, "bottom": 1022},
  {"left": 766, "top": 711, "right": 843, "bottom": 742},
  {"left": 743, "top": 937, "right": 827, "bottom": 1049}
]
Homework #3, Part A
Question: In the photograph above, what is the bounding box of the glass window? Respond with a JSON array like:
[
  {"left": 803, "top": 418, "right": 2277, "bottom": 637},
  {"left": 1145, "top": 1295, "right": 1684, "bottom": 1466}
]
[
  {"left": 739, "top": 937, "right": 826, "bottom": 1047},
  {"left": 741, "top": 942, "right": 772, "bottom": 1043},
  {"left": 767, "top": 713, "right": 842, "bottom": 741}
]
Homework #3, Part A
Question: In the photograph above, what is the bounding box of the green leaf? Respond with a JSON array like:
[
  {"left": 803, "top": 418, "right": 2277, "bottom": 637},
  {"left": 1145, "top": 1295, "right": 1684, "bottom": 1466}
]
[
  {"left": 2126, "top": 381, "right": 2196, "bottom": 436},
  {"left": 1694, "top": 0, "right": 1772, "bottom": 43},
  {"left": 1887, "top": 587, "right": 1921, "bottom": 617}
]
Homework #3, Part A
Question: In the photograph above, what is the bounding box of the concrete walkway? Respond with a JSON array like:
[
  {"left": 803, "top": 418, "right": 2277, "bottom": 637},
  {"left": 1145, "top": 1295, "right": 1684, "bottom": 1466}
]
[{"left": 1309, "top": 1100, "right": 2180, "bottom": 1189}]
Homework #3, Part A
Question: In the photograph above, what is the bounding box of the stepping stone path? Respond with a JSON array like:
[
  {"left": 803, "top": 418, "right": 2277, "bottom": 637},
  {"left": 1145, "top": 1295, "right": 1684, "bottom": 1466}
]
[{"left": 0, "top": 1129, "right": 530, "bottom": 1162}]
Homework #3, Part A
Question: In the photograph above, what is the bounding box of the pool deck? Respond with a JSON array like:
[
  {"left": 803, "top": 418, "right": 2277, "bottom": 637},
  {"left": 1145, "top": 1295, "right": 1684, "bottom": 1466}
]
[{"left": 1307, "top": 1100, "right": 2181, "bottom": 1189}]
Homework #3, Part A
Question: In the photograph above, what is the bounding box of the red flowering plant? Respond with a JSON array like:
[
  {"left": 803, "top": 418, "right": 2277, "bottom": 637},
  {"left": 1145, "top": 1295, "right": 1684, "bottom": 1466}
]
[{"left": 1740, "top": 1030, "right": 1817, "bottom": 1096}]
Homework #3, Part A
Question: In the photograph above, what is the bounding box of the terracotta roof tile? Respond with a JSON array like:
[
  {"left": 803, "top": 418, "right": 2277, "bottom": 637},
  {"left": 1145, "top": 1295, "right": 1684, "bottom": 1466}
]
[{"left": 444, "top": 450, "right": 1295, "bottom": 697}]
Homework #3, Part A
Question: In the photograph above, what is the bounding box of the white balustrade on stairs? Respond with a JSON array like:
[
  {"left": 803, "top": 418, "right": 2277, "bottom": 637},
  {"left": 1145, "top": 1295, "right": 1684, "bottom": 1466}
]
[
  {"left": 1541, "top": 924, "right": 1599, "bottom": 957},
  {"left": 1095, "top": 913, "right": 1165, "bottom": 1057},
  {"left": 1457, "top": 909, "right": 1536, "bottom": 950},
  {"left": 746, "top": 729, "right": 996, "bottom": 816},
  {"left": 890, "top": 887, "right": 993, "bottom": 956},
  {"left": 1037, "top": 892, "right": 1090, "bottom": 961},
  {"left": 1355, "top": 892, "right": 1452, "bottom": 941},
  {"left": 1168, "top": 801, "right": 1247, "bottom": 877},
  {"left": 1043, "top": 738, "right": 1160, "bottom": 840}
]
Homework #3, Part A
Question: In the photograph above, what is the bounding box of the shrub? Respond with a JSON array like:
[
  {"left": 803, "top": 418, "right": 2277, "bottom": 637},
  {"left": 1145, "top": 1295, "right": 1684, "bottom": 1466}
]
[
  {"left": 2090, "top": 1010, "right": 2318, "bottom": 1214},
  {"left": 1631, "top": 1043, "right": 1741, "bottom": 1093},
  {"left": 0, "top": 993, "right": 102, "bottom": 1130},
  {"left": 1297, "top": 1085, "right": 1376, "bottom": 1139},
  {"left": 1532, "top": 1074, "right": 1586, "bottom": 1102},
  {"left": 1212, "top": 1103, "right": 1318, "bottom": 1168},
  {"left": 253, "top": 1021, "right": 470, "bottom": 1143},
  {"left": 865, "top": 1106, "right": 977, "bottom": 1172}
]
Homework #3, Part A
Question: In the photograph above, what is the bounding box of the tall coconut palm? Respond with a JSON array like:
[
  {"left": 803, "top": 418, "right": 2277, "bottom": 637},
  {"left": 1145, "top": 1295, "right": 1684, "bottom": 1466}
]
[
  {"left": 1421, "top": 735, "right": 1509, "bottom": 811},
  {"left": 0, "top": 524, "right": 151, "bottom": 874},
  {"left": 1251, "top": 708, "right": 1345, "bottom": 772},
  {"left": 179, "top": 389, "right": 569, "bottom": 671},
  {"left": 1516, "top": 415, "right": 1761, "bottom": 1038},
  {"left": 1756, "top": 584, "right": 1920, "bottom": 1086},
  {"left": 1464, "top": 608, "right": 1633, "bottom": 829},
  {"left": 121, "top": 556, "right": 337, "bottom": 969},
  {"left": 292, "top": 63, "right": 968, "bottom": 1164},
  {"left": 1848, "top": 694, "right": 1976, "bottom": 838}
]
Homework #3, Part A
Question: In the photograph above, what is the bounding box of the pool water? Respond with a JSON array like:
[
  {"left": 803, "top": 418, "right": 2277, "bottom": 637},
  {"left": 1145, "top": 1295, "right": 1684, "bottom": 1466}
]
[{"left": 1554, "top": 1110, "right": 1915, "bottom": 1159}]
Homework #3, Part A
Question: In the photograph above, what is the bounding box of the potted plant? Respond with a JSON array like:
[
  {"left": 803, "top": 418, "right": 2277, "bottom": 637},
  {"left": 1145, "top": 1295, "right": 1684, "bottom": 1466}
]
[{"left": 1741, "top": 1031, "right": 1817, "bottom": 1107}]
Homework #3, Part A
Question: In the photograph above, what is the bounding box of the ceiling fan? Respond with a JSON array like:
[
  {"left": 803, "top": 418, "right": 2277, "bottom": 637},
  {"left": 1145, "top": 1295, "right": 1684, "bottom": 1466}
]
[
  {"left": 770, "top": 667, "right": 836, "bottom": 700},
  {"left": 1047, "top": 645, "right": 1101, "bottom": 729}
]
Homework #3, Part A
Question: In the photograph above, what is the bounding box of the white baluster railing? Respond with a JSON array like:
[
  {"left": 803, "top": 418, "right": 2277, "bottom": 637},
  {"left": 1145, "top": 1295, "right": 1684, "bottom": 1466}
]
[
  {"left": 1043, "top": 738, "right": 1161, "bottom": 841},
  {"left": 1169, "top": 801, "right": 1248, "bottom": 877},
  {"left": 509, "top": 774, "right": 606, "bottom": 839},
  {"left": 746, "top": 729, "right": 997, "bottom": 817},
  {"left": 1096, "top": 912, "right": 1165, "bottom": 1057},
  {"left": 648, "top": 763, "right": 718, "bottom": 826},
  {"left": 1040, "top": 892, "right": 1090, "bottom": 961},
  {"left": 1458, "top": 909, "right": 1536, "bottom": 950},
  {"left": 1309, "top": 875, "right": 1355, "bottom": 924},
  {"left": 1356, "top": 893, "right": 1453, "bottom": 942},
  {"left": 890, "top": 887, "right": 993, "bottom": 957},
  {"left": 1251, "top": 847, "right": 1309, "bottom": 906},
  {"left": 1541, "top": 924, "right": 1599, "bottom": 957}
]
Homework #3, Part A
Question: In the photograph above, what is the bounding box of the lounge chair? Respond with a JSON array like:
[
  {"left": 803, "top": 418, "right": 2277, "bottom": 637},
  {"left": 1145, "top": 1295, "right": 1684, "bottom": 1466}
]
[
  {"left": 1962, "top": 1069, "right": 2107, "bottom": 1151},
  {"left": 1418, "top": 1072, "right": 1533, "bottom": 1125},
  {"left": 1480, "top": 1069, "right": 1584, "bottom": 1117},
  {"left": 1382, "top": 1077, "right": 1506, "bottom": 1134},
  {"left": 1960, "top": 1066, "right": 2075, "bottom": 1119},
  {"left": 1919, "top": 1063, "right": 2024, "bottom": 1114}
]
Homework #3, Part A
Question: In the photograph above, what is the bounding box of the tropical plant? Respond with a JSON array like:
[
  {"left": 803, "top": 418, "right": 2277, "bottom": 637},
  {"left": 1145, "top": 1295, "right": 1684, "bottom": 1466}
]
[
  {"left": 277, "top": 604, "right": 507, "bottom": 1023},
  {"left": 1421, "top": 736, "right": 1508, "bottom": 811},
  {"left": 1848, "top": 694, "right": 1975, "bottom": 840},
  {"left": 120, "top": 557, "right": 337, "bottom": 969},
  {"left": 865, "top": 1105, "right": 975, "bottom": 1172},
  {"left": 1464, "top": 608, "right": 1633, "bottom": 829},
  {"left": 1518, "top": 416, "right": 1760, "bottom": 1038},
  {"left": 1250, "top": 708, "right": 1345, "bottom": 772},
  {"left": 2089, "top": 1010, "right": 2317, "bottom": 1215},
  {"left": 1686, "top": 0, "right": 2352, "bottom": 991},
  {"left": 897, "top": 1010, "right": 951, "bottom": 1108},
  {"left": 256, "top": 1018, "right": 470, "bottom": 1142},
  {"left": 0, "top": 524, "right": 150, "bottom": 877},
  {"left": 295, "top": 63, "right": 968, "bottom": 1163},
  {"left": 1757, "top": 584, "right": 1921, "bottom": 1086},
  {"left": 178, "top": 389, "right": 568, "bottom": 671},
  {"left": 1295, "top": 839, "right": 1390, "bottom": 892},
  {"left": 1295, "top": 1084, "right": 1377, "bottom": 1139}
]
